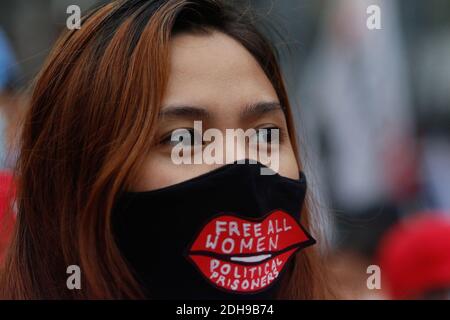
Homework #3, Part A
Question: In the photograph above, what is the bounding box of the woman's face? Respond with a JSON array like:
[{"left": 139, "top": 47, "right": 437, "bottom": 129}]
[{"left": 131, "top": 31, "right": 299, "bottom": 191}]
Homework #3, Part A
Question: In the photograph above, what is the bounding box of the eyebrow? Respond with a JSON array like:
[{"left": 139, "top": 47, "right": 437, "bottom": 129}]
[
  {"left": 240, "top": 101, "right": 284, "bottom": 120},
  {"left": 158, "top": 101, "right": 283, "bottom": 121},
  {"left": 159, "top": 105, "right": 210, "bottom": 120}
]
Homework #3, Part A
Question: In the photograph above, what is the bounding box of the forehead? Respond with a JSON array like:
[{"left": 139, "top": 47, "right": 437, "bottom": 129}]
[{"left": 161, "top": 31, "right": 279, "bottom": 117}]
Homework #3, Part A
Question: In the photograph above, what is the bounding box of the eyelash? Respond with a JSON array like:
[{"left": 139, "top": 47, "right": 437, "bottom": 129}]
[
  {"left": 158, "top": 128, "right": 195, "bottom": 146},
  {"left": 158, "top": 126, "right": 287, "bottom": 147}
]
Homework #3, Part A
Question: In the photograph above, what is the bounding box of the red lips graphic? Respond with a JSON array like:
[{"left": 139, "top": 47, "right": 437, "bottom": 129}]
[{"left": 186, "top": 210, "right": 315, "bottom": 293}]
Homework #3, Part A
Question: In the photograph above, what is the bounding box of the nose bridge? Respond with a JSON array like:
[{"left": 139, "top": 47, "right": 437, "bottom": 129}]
[{"left": 221, "top": 128, "right": 259, "bottom": 165}]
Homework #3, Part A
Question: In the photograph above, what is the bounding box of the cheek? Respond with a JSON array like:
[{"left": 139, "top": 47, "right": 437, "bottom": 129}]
[
  {"left": 277, "top": 143, "right": 300, "bottom": 180},
  {"left": 130, "top": 154, "right": 220, "bottom": 192},
  {"left": 129, "top": 154, "right": 176, "bottom": 191}
]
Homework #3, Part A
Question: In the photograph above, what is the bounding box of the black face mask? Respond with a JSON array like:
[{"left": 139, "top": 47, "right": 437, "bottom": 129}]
[{"left": 112, "top": 161, "right": 315, "bottom": 300}]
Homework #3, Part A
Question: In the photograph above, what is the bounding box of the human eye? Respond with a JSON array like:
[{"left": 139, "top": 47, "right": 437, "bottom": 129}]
[
  {"left": 254, "top": 125, "right": 284, "bottom": 145},
  {"left": 158, "top": 127, "right": 204, "bottom": 148}
]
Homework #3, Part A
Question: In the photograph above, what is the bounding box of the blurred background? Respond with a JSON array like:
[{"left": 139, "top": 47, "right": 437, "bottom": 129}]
[{"left": 0, "top": 0, "right": 449, "bottom": 299}]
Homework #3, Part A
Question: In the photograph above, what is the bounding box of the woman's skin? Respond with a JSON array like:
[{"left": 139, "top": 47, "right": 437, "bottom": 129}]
[{"left": 131, "top": 31, "right": 299, "bottom": 192}]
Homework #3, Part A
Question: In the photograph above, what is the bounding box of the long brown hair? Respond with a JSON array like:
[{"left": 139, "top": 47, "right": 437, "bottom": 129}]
[{"left": 0, "top": 0, "right": 335, "bottom": 299}]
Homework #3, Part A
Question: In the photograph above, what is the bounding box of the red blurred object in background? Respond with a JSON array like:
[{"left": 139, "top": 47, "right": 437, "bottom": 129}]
[
  {"left": 378, "top": 213, "right": 450, "bottom": 299},
  {"left": 0, "top": 171, "right": 15, "bottom": 263}
]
